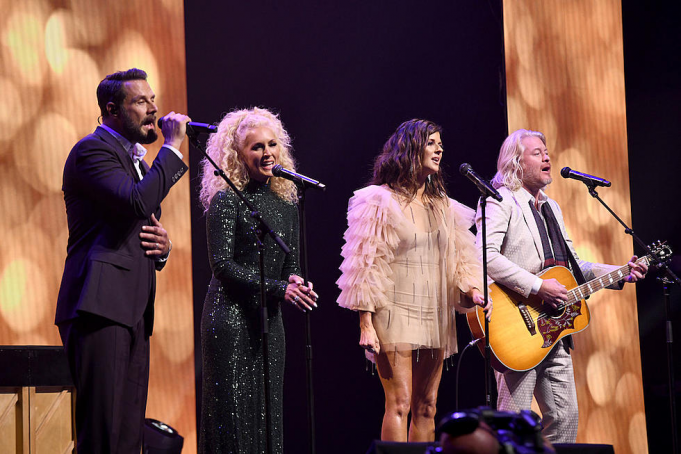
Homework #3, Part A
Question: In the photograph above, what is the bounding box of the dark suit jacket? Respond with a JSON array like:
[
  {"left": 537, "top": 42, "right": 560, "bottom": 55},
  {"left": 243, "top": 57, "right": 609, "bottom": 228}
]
[{"left": 56, "top": 126, "right": 188, "bottom": 335}]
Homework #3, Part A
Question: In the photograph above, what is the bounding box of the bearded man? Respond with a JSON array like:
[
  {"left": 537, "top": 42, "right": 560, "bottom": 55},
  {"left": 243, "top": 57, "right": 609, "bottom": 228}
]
[
  {"left": 475, "top": 129, "right": 647, "bottom": 443},
  {"left": 56, "top": 68, "right": 190, "bottom": 453}
]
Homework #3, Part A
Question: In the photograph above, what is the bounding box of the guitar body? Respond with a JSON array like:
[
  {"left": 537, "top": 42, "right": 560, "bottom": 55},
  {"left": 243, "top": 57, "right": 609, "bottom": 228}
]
[{"left": 466, "top": 266, "right": 590, "bottom": 372}]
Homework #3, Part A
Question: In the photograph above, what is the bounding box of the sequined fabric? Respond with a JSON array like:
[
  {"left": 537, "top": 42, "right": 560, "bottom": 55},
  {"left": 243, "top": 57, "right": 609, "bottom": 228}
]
[{"left": 199, "top": 180, "right": 300, "bottom": 454}]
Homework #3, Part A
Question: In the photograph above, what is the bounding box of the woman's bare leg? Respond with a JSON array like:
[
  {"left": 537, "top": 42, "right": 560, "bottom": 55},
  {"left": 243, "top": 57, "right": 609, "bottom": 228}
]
[
  {"left": 408, "top": 349, "right": 444, "bottom": 442},
  {"left": 376, "top": 349, "right": 413, "bottom": 441}
]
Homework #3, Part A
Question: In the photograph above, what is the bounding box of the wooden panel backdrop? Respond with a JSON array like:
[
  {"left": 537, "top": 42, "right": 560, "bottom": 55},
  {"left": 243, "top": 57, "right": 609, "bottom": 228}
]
[{"left": 503, "top": 1, "right": 647, "bottom": 452}]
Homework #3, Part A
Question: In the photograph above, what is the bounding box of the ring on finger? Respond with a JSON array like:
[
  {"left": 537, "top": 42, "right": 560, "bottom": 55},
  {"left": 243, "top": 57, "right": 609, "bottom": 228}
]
[{"left": 294, "top": 296, "right": 300, "bottom": 303}]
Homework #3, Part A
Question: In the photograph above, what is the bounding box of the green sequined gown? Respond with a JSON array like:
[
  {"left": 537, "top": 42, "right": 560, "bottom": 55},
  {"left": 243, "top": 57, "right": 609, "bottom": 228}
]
[{"left": 199, "top": 181, "right": 300, "bottom": 454}]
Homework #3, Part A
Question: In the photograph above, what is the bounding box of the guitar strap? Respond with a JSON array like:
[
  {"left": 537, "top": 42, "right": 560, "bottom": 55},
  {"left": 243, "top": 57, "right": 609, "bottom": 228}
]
[{"left": 563, "top": 238, "right": 587, "bottom": 287}]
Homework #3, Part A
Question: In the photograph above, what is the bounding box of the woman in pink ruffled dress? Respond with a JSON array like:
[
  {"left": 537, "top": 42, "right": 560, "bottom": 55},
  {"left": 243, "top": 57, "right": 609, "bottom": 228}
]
[{"left": 337, "top": 119, "right": 492, "bottom": 442}]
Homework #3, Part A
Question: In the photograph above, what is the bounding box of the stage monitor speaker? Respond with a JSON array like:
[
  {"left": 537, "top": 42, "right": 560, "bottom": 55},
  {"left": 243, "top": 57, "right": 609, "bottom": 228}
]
[
  {"left": 554, "top": 444, "right": 614, "bottom": 454},
  {"left": 365, "top": 440, "right": 439, "bottom": 454},
  {"left": 143, "top": 418, "right": 184, "bottom": 454}
]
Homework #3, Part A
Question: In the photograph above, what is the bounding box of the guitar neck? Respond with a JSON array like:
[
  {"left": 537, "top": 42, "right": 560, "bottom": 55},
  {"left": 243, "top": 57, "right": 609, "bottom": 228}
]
[{"left": 567, "top": 255, "right": 651, "bottom": 302}]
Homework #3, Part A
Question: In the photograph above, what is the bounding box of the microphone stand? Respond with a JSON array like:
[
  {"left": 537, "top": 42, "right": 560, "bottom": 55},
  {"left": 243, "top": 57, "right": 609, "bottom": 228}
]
[
  {"left": 189, "top": 133, "right": 289, "bottom": 454},
  {"left": 294, "top": 182, "right": 317, "bottom": 454},
  {"left": 478, "top": 195, "right": 494, "bottom": 408},
  {"left": 583, "top": 182, "right": 680, "bottom": 453}
]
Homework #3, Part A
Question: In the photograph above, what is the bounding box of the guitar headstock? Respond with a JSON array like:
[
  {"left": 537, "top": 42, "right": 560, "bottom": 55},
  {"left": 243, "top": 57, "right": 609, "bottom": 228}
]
[{"left": 646, "top": 241, "right": 673, "bottom": 268}]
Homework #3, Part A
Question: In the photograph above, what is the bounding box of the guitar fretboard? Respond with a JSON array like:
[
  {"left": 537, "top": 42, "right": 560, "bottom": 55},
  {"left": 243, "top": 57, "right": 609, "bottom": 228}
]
[{"left": 566, "top": 255, "right": 651, "bottom": 304}]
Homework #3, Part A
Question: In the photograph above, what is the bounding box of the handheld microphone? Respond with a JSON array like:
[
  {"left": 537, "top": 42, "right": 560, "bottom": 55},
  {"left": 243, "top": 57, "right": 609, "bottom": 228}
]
[
  {"left": 272, "top": 165, "right": 326, "bottom": 191},
  {"left": 560, "top": 167, "right": 611, "bottom": 187},
  {"left": 157, "top": 119, "right": 217, "bottom": 135},
  {"left": 459, "top": 163, "right": 503, "bottom": 202}
]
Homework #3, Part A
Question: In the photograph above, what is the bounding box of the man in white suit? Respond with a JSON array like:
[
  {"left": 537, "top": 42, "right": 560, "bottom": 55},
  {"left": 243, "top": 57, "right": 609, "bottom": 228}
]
[{"left": 475, "top": 129, "right": 647, "bottom": 443}]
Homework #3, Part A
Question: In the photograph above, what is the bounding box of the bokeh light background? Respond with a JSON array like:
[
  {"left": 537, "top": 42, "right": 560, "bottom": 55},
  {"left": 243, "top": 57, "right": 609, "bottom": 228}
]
[
  {"left": 504, "top": 1, "right": 647, "bottom": 452},
  {"left": 0, "top": 0, "right": 197, "bottom": 449}
]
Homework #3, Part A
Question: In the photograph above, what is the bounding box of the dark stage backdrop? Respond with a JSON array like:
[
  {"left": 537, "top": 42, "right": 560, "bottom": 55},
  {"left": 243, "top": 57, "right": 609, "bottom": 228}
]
[
  {"left": 184, "top": 1, "right": 507, "bottom": 452},
  {"left": 623, "top": 1, "right": 681, "bottom": 451}
]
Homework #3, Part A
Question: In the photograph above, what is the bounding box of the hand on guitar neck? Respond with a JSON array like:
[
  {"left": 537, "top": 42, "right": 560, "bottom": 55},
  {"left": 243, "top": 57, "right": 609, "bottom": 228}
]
[
  {"left": 538, "top": 254, "right": 648, "bottom": 309},
  {"left": 623, "top": 255, "right": 648, "bottom": 283}
]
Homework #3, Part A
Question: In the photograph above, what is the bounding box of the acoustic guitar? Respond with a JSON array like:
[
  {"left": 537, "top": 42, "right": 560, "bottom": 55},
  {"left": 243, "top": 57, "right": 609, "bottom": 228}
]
[{"left": 466, "top": 242, "right": 671, "bottom": 372}]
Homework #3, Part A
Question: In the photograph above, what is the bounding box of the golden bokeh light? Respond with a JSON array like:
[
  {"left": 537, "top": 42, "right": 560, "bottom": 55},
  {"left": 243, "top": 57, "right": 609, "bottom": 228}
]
[
  {"left": 63, "top": 0, "right": 109, "bottom": 47},
  {"left": 629, "top": 412, "right": 648, "bottom": 454},
  {"left": 14, "top": 113, "right": 78, "bottom": 194},
  {"left": 48, "top": 49, "right": 102, "bottom": 137},
  {"left": 0, "top": 259, "right": 28, "bottom": 313},
  {"left": 154, "top": 289, "right": 195, "bottom": 364},
  {"left": 0, "top": 257, "right": 50, "bottom": 333},
  {"left": 0, "top": 77, "right": 26, "bottom": 144},
  {"left": 584, "top": 407, "right": 621, "bottom": 445},
  {"left": 106, "top": 31, "right": 161, "bottom": 99},
  {"left": 615, "top": 372, "right": 646, "bottom": 411},
  {"left": 44, "top": 9, "right": 70, "bottom": 74},
  {"left": 0, "top": 169, "right": 35, "bottom": 231},
  {"left": 3, "top": 5, "right": 49, "bottom": 86},
  {"left": 586, "top": 351, "right": 618, "bottom": 405}
]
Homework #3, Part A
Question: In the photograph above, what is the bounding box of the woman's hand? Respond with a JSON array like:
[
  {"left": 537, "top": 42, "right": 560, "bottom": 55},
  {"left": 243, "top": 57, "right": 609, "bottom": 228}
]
[
  {"left": 359, "top": 311, "right": 380, "bottom": 354},
  {"left": 285, "top": 275, "right": 318, "bottom": 312},
  {"left": 469, "top": 287, "right": 492, "bottom": 321}
]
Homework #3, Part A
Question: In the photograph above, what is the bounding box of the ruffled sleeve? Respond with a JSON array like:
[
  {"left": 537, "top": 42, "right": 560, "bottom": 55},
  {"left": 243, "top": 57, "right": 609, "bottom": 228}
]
[
  {"left": 446, "top": 198, "right": 485, "bottom": 311},
  {"left": 336, "top": 186, "right": 403, "bottom": 312}
]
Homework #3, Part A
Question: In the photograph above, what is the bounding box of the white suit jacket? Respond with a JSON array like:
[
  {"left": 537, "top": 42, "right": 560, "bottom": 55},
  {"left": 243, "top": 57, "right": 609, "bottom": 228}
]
[{"left": 474, "top": 186, "right": 618, "bottom": 299}]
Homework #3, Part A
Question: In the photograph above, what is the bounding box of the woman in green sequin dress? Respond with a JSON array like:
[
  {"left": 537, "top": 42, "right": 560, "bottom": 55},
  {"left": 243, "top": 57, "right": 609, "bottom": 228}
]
[{"left": 198, "top": 107, "right": 318, "bottom": 453}]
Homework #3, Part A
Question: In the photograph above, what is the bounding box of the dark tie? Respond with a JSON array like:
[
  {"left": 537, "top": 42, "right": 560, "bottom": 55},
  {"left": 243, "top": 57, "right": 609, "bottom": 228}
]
[
  {"left": 528, "top": 200, "right": 560, "bottom": 268},
  {"left": 528, "top": 200, "right": 586, "bottom": 285}
]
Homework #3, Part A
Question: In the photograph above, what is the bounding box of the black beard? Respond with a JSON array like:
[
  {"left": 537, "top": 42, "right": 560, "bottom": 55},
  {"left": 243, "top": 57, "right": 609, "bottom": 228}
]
[{"left": 121, "top": 110, "right": 158, "bottom": 145}]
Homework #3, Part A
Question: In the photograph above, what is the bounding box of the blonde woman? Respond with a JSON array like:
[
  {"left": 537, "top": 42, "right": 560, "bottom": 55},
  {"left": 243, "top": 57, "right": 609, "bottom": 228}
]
[
  {"left": 198, "top": 107, "right": 318, "bottom": 453},
  {"left": 337, "top": 119, "right": 491, "bottom": 442}
]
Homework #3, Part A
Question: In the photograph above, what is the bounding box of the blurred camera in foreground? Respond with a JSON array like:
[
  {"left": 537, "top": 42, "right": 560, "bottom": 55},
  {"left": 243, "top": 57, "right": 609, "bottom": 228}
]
[{"left": 432, "top": 407, "right": 556, "bottom": 454}]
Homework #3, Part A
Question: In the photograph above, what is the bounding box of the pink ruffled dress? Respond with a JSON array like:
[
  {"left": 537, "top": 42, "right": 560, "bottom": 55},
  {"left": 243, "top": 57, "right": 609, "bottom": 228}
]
[{"left": 336, "top": 185, "right": 483, "bottom": 361}]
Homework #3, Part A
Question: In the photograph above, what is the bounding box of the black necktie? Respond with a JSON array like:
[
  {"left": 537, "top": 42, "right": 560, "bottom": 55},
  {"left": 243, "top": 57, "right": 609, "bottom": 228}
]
[
  {"left": 528, "top": 200, "right": 561, "bottom": 268},
  {"left": 528, "top": 200, "right": 586, "bottom": 285}
]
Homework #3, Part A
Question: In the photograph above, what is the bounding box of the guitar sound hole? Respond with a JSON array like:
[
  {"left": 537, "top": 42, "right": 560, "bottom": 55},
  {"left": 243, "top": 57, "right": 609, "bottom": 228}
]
[{"left": 544, "top": 303, "right": 565, "bottom": 319}]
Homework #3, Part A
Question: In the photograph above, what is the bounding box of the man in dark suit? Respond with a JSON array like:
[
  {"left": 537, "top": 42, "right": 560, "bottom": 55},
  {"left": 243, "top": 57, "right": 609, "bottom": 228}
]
[{"left": 56, "top": 68, "right": 190, "bottom": 453}]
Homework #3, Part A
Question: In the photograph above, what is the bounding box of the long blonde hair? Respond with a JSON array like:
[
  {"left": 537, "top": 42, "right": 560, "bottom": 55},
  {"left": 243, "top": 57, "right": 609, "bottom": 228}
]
[
  {"left": 199, "top": 107, "right": 298, "bottom": 209},
  {"left": 490, "top": 129, "right": 546, "bottom": 191}
]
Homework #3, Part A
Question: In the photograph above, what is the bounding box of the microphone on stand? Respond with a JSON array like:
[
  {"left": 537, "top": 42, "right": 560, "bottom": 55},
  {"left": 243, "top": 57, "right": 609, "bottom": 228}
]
[
  {"left": 459, "top": 163, "right": 503, "bottom": 202},
  {"left": 272, "top": 165, "right": 326, "bottom": 191},
  {"left": 157, "top": 119, "right": 217, "bottom": 135},
  {"left": 560, "top": 167, "right": 611, "bottom": 187}
]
